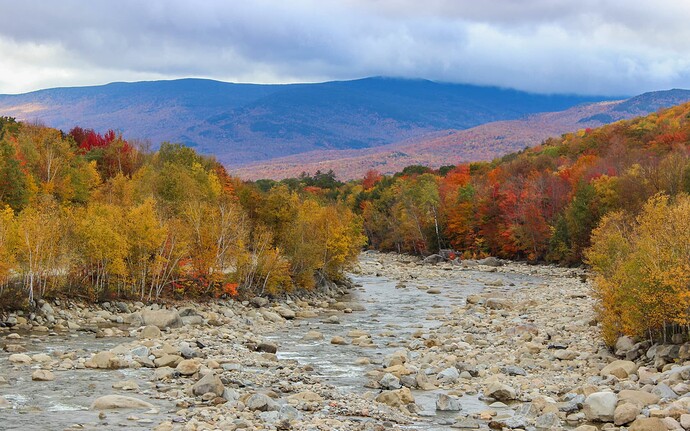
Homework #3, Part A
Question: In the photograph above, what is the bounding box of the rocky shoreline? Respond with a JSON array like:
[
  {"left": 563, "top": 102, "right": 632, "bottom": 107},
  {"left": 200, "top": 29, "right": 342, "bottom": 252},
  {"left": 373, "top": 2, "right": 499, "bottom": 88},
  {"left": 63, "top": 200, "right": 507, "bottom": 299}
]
[{"left": 1, "top": 252, "right": 690, "bottom": 430}]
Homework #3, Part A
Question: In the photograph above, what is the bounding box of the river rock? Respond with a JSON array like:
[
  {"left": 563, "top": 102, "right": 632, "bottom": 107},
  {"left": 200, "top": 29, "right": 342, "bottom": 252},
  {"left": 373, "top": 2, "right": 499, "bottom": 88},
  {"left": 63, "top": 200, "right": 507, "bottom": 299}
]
[
  {"left": 141, "top": 309, "right": 182, "bottom": 329},
  {"left": 31, "top": 369, "right": 55, "bottom": 381},
  {"left": 90, "top": 395, "right": 154, "bottom": 410},
  {"left": 485, "top": 382, "right": 517, "bottom": 401},
  {"left": 375, "top": 387, "right": 415, "bottom": 409},
  {"left": 287, "top": 391, "right": 323, "bottom": 404},
  {"left": 436, "top": 393, "right": 462, "bottom": 411},
  {"left": 256, "top": 342, "right": 278, "bottom": 353},
  {"left": 303, "top": 331, "right": 324, "bottom": 341},
  {"left": 478, "top": 257, "right": 503, "bottom": 267},
  {"left": 583, "top": 392, "right": 618, "bottom": 422},
  {"left": 485, "top": 298, "right": 511, "bottom": 310},
  {"left": 8, "top": 353, "right": 32, "bottom": 364},
  {"left": 275, "top": 307, "right": 295, "bottom": 319},
  {"left": 601, "top": 359, "right": 638, "bottom": 378},
  {"left": 380, "top": 373, "right": 402, "bottom": 389},
  {"left": 628, "top": 417, "right": 668, "bottom": 431},
  {"left": 192, "top": 373, "right": 224, "bottom": 397},
  {"left": 246, "top": 393, "right": 279, "bottom": 411},
  {"left": 176, "top": 359, "right": 200, "bottom": 376},
  {"left": 154, "top": 354, "right": 182, "bottom": 368},
  {"left": 112, "top": 380, "right": 139, "bottom": 391},
  {"left": 4, "top": 344, "right": 26, "bottom": 353},
  {"left": 140, "top": 325, "right": 162, "bottom": 339},
  {"left": 250, "top": 297, "right": 269, "bottom": 308},
  {"left": 535, "top": 412, "right": 561, "bottom": 429},
  {"left": 614, "top": 402, "right": 641, "bottom": 425},
  {"left": 553, "top": 349, "right": 579, "bottom": 360},
  {"left": 437, "top": 367, "right": 460, "bottom": 384},
  {"left": 88, "top": 351, "right": 121, "bottom": 369},
  {"left": 615, "top": 336, "right": 636, "bottom": 355},
  {"left": 330, "top": 336, "right": 348, "bottom": 345},
  {"left": 619, "top": 389, "right": 661, "bottom": 407},
  {"left": 572, "top": 426, "right": 598, "bottom": 431}
]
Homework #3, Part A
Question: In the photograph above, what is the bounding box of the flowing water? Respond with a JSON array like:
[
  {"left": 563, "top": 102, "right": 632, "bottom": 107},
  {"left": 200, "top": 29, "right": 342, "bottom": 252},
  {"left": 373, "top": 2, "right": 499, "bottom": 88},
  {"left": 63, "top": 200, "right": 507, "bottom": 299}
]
[
  {"left": 0, "top": 333, "right": 173, "bottom": 430},
  {"left": 0, "top": 257, "right": 549, "bottom": 430},
  {"left": 266, "top": 258, "right": 547, "bottom": 430}
]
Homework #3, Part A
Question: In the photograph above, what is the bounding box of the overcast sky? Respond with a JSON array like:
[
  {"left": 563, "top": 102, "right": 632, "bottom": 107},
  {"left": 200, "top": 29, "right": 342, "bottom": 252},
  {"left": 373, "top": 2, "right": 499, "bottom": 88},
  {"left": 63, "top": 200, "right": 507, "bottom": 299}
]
[{"left": 1, "top": 0, "right": 689, "bottom": 95}]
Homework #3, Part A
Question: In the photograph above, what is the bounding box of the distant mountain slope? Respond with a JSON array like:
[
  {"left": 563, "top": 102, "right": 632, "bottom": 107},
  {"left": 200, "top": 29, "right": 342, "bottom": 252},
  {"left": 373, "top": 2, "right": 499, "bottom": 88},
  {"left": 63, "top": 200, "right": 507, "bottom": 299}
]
[
  {"left": 0, "top": 77, "right": 609, "bottom": 166},
  {"left": 232, "top": 89, "right": 690, "bottom": 180}
]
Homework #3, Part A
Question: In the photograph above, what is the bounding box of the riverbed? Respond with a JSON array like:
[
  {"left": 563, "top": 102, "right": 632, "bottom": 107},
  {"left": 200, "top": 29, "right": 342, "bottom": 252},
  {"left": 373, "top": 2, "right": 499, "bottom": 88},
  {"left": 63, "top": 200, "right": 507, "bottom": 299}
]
[{"left": 3, "top": 252, "right": 668, "bottom": 431}]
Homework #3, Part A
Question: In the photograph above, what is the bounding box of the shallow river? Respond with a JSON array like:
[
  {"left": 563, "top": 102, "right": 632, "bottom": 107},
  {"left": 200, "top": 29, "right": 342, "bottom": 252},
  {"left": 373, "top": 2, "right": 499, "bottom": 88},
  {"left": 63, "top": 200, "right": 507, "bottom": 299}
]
[
  {"left": 266, "top": 257, "right": 547, "bottom": 430},
  {"left": 0, "top": 257, "right": 549, "bottom": 430}
]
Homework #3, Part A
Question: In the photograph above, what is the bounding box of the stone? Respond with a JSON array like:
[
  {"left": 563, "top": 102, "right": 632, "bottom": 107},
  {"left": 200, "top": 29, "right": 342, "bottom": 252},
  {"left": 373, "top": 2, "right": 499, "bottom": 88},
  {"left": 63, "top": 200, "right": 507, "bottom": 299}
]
[
  {"left": 330, "top": 336, "right": 348, "bottom": 345},
  {"left": 256, "top": 342, "right": 278, "bottom": 353},
  {"left": 616, "top": 336, "right": 636, "bottom": 355},
  {"left": 478, "top": 257, "right": 503, "bottom": 267},
  {"left": 628, "top": 417, "right": 669, "bottom": 431},
  {"left": 303, "top": 331, "right": 323, "bottom": 341},
  {"left": 246, "top": 393, "right": 279, "bottom": 411},
  {"left": 375, "top": 387, "right": 415, "bottom": 408},
  {"left": 554, "top": 349, "right": 579, "bottom": 360},
  {"left": 287, "top": 391, "right": 323, "bottom": 404},
  {"left": 572, "top": 426, "right": 598, "bottom": 431},
  {"left": 614, "top": 402, "right": 641, "bottom": 426},
  {"left": 485, "top": 298, "right": 511, "bottom": 310},
  {"left": 485, "top": 382, "right": 517, "bottom": 401},
  {"left": 175, "top": 359, "right": 200, "bottom": 376},
  {"left": 583, "top": 392, "right": 618, "bottom": 422},
  {"left": 436, "top": 393, "right": 462, "bottom": 411},
  {"left": 192, "top": 373, "right": 224, "bottom": 397},
  {"left": 8, "top": 353, "right": 32, "bottom": 364},
  {"left": 535, "top": 412, "right": 561, "bottom": 429},
  {"left": 427, "top": 288, "right": 442, "bottom": 294},
  {"left": 139, "top": 325, "right": 162, "bottom": 339},
  {"left": 250, "top": 297, "right": 269, "bottom": 308},
  {"left": 437, "top": 366, "right": 460, "bottom": 384},
  {"left": 90, "top": 395, "right": 154, "bottom": 410},
  {"left": 154, "top": 354, "right": 182, "bottom": 368},
  {"left": 680, "top": 414, "right": 690, "bottom": 429},
  {"left": 275, "top": 307, "right": 295, "bottom": 319},
  {"left": 416, "top": 372, "right": 437, "bottom": 390},
  {"left": 380, "top": 373, "right": 402, "bottom": 390},
  {"left": 112, "top": 380, "right": 139, "bottom": 391},
  {"left": 618, "top": 389, "right": 661, "bottom": 407},
  {"left": 89, "top": 351, "right": 121, "bottom": 369},
  {"left": 141, "top": 309, "right": 182, "bottom": 329},
  {"left": 601, "top": 360, "right": 639, "bottom": 378},
  {"left": 31, "top": 369, "right": 55, "bottom": 381}
]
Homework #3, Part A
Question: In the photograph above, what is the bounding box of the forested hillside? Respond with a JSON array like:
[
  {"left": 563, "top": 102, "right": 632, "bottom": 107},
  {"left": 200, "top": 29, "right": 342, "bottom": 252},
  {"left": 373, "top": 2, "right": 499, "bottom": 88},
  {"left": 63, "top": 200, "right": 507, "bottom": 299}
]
[{"left": 0, "top": 118, "right": 364, "bottom": 308}]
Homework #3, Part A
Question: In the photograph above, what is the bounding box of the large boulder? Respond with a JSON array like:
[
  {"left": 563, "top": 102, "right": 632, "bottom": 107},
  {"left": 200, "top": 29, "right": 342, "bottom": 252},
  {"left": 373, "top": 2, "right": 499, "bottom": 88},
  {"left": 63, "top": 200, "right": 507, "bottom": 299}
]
[
  {"left": 601, "top": 360, "right": 638, "bottom": 379},
  {"left": 583, "top": 392, "right": 618, "bottom": 422},
  {"left": 90, "top": 395, "right": 154, "bottom": 410},
  {"left": 192, "top": 373, "right": 224, "bottom": 397},
  {"left": 141, "top": 309, "right": 182, "bottom": 329}
]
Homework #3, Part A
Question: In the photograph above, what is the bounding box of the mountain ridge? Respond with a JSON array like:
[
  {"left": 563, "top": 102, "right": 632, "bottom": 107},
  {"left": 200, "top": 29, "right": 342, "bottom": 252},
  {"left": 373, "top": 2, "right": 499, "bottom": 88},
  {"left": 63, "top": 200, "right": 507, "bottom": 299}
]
[{"left": 0, "top": 77, "right": 613, "bottom": 166}]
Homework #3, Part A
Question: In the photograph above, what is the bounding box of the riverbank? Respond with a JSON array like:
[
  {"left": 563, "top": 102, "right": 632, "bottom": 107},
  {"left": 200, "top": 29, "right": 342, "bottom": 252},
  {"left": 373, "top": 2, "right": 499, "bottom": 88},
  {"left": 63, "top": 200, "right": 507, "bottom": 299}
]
[{"left": 1, "top": 253, "right": 690, "bottom": 430}]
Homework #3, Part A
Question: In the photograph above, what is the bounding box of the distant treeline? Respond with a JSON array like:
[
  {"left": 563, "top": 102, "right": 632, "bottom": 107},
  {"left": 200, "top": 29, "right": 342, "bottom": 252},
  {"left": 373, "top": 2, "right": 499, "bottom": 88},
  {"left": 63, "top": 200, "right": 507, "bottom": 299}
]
[{"left": 259, "top": 103, "right": 690, "bottom": 344}]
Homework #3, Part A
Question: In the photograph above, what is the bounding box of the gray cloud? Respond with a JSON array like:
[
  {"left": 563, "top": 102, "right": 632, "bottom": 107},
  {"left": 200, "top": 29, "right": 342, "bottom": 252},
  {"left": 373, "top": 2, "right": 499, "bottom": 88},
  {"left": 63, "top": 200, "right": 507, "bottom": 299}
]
[{"left": 1, "top": 0, "right": 689, "bottom": 95}]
